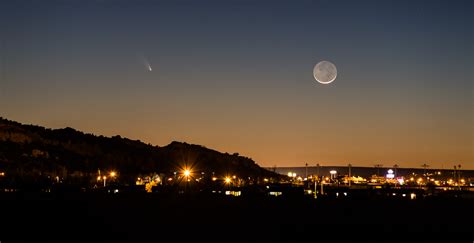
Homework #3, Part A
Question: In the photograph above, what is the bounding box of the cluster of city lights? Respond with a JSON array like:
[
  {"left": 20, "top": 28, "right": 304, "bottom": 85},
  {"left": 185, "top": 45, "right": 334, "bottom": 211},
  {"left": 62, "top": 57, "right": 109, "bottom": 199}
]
[
  {"left": 60, "top": 166, "right": 474, "bottom": 195},
  {"left": 285, "top": 169, "right": 471, "bottom": 187},
  {"left": 96, "top": 171, "right": 117, "bottom": 187}
]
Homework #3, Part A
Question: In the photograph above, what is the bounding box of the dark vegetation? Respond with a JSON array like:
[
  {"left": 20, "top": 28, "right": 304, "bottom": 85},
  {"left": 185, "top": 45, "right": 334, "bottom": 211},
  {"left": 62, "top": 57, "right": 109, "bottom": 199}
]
[{"left": 0, "top": 117, "right": 278, "bottom": 185}]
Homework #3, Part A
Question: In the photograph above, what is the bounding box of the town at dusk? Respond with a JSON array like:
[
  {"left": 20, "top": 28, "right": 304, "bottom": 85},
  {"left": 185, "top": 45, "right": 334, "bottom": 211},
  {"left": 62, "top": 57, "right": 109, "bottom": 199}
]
[{"left": 0, "top": 0, "right": 472, "bottom": 242}]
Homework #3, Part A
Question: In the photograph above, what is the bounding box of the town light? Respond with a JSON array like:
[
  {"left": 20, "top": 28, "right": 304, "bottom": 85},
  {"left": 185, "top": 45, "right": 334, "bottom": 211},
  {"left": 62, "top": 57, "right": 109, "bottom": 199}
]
[
  {"left": 329, "top": 170, "right": 337, "bottom": 175},
  {"left": 183, "top": 169, "right": 191, "bottom": 177},
  {"left": 386, "top": 169, "right": 394, "bottom": 179},
  {"left": 225, "top": 177, "right": 231, "bottom": 184},
  {"left": 110, "top": 171, "right": 116, "bottom": 177}
]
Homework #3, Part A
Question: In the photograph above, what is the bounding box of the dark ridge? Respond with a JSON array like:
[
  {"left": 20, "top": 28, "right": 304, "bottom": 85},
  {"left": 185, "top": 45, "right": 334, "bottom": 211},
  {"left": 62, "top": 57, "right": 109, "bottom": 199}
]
[{"left": 0, "top": 117, "right": 278, "bottom": 182}]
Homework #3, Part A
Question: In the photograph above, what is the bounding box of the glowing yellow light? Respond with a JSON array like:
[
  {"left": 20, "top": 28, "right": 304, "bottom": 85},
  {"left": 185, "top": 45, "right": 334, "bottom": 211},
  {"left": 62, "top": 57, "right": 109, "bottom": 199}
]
[
  {"left": 97, "top": 176, "right": 101, "bottom": 181},
  {"left": 212, "top": 177, "right": 217, "bottom": 181},
  {"left": 0, "top": 172, "right": 5, "bottom": 176},
  {"left": 225, "top": 177, "right": 231, "bottom": 184},
  {"left": 110, "top": 171, "right": 116, "bottom": 177},
  {"left": 263, "top": 178, "right": 269, "bottom": 182},
  {"left": 103, "top": 176, "right": 107, "bottom": 180},
  {"left": 288, "top": 172, "right": 292, "bottom": 177},
  {"left": 183, "top": 169, "right": 191, "bottom": 177}
]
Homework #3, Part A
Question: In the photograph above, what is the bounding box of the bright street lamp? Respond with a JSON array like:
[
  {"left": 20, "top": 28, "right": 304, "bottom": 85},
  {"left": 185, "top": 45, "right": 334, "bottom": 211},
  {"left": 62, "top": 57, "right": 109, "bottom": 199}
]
[{"left": 183, "top": 169, "right": 191, "bottom": 177}]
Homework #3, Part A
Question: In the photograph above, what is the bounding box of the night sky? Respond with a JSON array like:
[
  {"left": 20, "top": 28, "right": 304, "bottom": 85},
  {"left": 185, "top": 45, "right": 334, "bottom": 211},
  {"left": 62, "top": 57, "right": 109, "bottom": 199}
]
[{"left": 1, "top": 0, "right": 472, "bottom": 169}]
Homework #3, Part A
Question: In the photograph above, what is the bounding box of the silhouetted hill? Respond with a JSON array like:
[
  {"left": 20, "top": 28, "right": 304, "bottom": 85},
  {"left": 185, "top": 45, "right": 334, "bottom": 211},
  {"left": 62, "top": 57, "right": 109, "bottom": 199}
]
[{"left": 0, "top": 117, "right": 277, "bottom": 182}]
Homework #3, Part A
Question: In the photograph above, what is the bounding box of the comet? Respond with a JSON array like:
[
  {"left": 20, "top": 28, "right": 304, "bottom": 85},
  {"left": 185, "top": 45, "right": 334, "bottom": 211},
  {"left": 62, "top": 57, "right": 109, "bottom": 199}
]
[
  {"left": 144, "top": 58, "right": 152, "bottom": 72},
  {"left": 138, "top": 53, "right": 153, "bottom": 72}
]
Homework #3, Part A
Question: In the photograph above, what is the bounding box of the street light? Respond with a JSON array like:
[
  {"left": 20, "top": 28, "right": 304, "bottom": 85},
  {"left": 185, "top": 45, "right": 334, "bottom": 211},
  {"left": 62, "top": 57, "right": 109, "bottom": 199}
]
[{"left": 183, "top": 169, "right": 191, "bottom": 177}]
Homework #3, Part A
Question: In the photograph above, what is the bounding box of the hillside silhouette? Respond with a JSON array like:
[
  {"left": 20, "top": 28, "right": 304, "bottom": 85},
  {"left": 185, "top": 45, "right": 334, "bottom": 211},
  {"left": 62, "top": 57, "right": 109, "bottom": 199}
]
[{"left": 0, "top": 117, "right": 277, "bottom": 184}]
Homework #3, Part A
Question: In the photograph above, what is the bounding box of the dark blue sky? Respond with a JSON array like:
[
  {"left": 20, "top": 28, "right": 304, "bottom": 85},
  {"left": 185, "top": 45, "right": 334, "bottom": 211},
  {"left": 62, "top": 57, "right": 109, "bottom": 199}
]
[{"left": 1, "top": 0, "right": 472, "bottom": 168}]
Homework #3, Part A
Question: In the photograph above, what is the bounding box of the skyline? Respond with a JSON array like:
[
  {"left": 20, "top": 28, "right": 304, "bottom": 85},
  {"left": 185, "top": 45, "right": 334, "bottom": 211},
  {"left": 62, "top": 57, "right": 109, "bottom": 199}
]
[{"left": 1, "top": 0, "right": 473, "bottom": 169}]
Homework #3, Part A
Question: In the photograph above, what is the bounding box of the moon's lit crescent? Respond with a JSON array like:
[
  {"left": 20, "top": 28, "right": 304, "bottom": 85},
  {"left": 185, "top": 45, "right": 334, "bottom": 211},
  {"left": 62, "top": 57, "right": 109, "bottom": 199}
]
[{"left": 313, "top": 61, "right": 337, "bottom": 84}]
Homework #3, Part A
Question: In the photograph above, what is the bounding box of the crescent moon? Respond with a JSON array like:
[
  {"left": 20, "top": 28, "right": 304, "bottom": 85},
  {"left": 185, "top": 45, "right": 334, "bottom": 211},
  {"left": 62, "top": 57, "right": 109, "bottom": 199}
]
[{"left": 313, "top": 61, "right": 337, "bottom": 84}]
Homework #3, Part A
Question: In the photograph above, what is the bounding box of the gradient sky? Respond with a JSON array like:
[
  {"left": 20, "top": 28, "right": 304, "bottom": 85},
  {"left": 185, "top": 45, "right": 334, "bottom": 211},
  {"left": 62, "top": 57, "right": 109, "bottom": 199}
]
[{"left": 1, "top": 0, "right": 473, "bottom": 169}]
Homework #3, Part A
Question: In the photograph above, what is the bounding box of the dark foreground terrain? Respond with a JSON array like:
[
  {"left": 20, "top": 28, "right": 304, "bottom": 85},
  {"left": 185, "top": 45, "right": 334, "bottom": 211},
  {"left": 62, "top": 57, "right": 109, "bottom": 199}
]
[{"left": 0, "top": 192, "right": 473, "bottom": 242}]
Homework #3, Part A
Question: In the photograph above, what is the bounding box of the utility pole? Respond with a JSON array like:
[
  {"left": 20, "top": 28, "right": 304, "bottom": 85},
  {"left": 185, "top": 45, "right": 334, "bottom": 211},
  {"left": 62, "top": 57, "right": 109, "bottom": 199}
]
[
  {"left": 348, "top": 163, "right": 352, "bottom": 187},
  {"left": 455, "top": 164, "right": 462, "bottom": 190},
  {"left": 316, "top": 163, "right": 320, "bottom": 179},
  {"left": 374, "top": 164, "right": 383, "bottom": 176},
  {"left": 305, "top": 163, "right": 308, "bottom": 179},
  {"left": 421, "top": 164, "right": 429, "bottom": 176},
  {"left": 393, "top": 164, "right": 399, "bottom": 178},
  {"left": 458, "top": 164, "right": 462, "bottom": 183}
]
